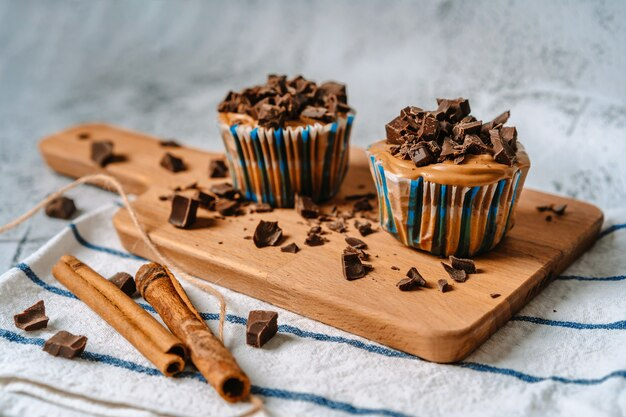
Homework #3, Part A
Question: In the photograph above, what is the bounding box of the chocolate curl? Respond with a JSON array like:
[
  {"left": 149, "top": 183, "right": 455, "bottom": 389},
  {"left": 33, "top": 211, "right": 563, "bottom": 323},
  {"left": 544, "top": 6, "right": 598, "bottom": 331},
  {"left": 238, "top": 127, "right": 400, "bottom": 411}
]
[
  {"left": 135, "top": 263, "right": 251, "bottom": 403},
  {"left": 52, "top": 255, "right": 186, "bottom": 376}
]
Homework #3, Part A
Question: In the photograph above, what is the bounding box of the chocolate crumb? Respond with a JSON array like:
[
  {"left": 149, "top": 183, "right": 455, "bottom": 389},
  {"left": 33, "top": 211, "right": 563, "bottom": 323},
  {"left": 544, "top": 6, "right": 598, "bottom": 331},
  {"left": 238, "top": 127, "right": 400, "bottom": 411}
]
[
  {"left": 160, "top": 139, "right": 181, "bottom": 147},
  {"left": 209, "top": 159, "right": 229, "bottom": 178},
  {"left": 552, "top": 204, "right": 567, "bottom": 215},
  {"left": 308, "top": 225, "right": 322, "bottom": 235},
  {"left": 295, "top": 194, "right": 319, "bottom": 218},
  {"left": 43, "top": 330, "right": 87, "bottom": 358},
  {"left": 328, "top": 220, "right": 347, "bottom": 233},
  {"left": 546, "top": 215, "right": 553, "bottom": 222},
  {"left": 45, "top": 196, "right": 76, "bottom": 220},
  {"left": 437, "top": 279, "right": 450, "bottom": 293},
  {"left": 13, "top": 300, "right": 48, "bottom": 331},
  {"left": 158, "top": 195, "right": 170, "bottom": 201},
  {"left": 281, "top": 242, "right": 299, "bottom": 253},
  {"left": 160, "top": 152, "right": 186, "bottom": 173},
  {"left": 536, "top": 205, "right": 552, "bottom": 212},
  {"left": 441, "top": 262, "right": 468, "bottom": 282},
  {"left": 449, "top": 256, "right": 476, "bottom": 274},
  {"left": 353, "top": 198, "right": 373, "bottom": 212},
  {"left": 109, "top": 272, "right": 136, "bottom": 297},
  {"left": 246, "top": 310, "right": 278, "bottom": 348},
  {"left": 345, "top": 236, "right": 367, "bottom": 249},
  {"left": 305, "top": 233, "right": 326, "bottom": 246},
  {"left": 490, "top": 293, "right": 501, "bottom": 299},
  {"left": 253, "top": 220, "right": 283, "bottom": 248},
  {"left": 77, "top": 132, "right": 90, "bottom": 140},
  {"left": 391, "top": 266, "right": 400, "bottom": 271}
]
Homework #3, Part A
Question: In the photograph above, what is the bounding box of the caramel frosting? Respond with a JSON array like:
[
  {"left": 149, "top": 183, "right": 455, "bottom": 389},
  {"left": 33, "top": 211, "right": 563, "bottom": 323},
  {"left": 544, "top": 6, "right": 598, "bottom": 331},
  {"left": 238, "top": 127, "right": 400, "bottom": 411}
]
[
  {"left": 218, "top": 112, "right": 350, "bottom": 129},
  {"left": 368, "top": 140, "right": 530, "bottom": 187}
]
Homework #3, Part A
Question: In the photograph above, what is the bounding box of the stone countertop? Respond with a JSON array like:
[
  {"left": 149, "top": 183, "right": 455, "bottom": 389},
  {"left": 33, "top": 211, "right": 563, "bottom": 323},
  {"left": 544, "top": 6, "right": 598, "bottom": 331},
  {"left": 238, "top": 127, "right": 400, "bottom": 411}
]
[{"left": 1, "top": 0, "right": 625, "bottom": 270}]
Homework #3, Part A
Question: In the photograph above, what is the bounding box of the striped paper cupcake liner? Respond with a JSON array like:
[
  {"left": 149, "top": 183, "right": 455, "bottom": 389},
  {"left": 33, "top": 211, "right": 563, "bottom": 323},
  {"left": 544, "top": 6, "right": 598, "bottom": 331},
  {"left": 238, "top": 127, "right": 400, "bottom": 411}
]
[
  {"left": 367, "top": 152, "right": 528, "bottom": 257},
  {"left": 218, "top": 115, "right": 354, "bottom": 207}
]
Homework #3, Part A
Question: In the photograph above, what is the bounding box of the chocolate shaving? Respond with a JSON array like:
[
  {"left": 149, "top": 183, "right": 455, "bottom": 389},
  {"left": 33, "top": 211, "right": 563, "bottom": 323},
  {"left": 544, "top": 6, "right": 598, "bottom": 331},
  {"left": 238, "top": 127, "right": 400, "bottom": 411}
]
[
  {"left": 160, "top": 152, "right": 186, "bottom": 173},
  {"left": 552, "top": 204, "right": 567, "bottom": 215},
  {"left": 253, "top": 220, "right": 283, "bottom": 248},
  {"left": 109, "top": 272, "right": 136, "bottom": 297},
  {"left": 295, "top": 194, "right": 319, "bottom": 219},
  {"left": 168, "top": 195, "right": 199, "bottom": 228},
  {"left": 208, "top": 159, "right": 229, "bottom": 178},
  {"left": 91, "top": 141, "right": 115, "bottom": 167},
  {"left": 355, "top": 220, "right": 375, "bottom": 237},
  {"left": 281, "top": 242, "right": 299, "bottom": 253},
  {"left": 45, "top": 196, "right": 76, "bottom": 220},
  {"left": 13, "top": 300, "right": 48, "bottom": 331},
  {"left": 441, "top": 262, "right": 468, "bottom": 282},
  {"left": 437, "top": 279, "right": 450, "bottom": 293},
  {"left": 490, "top": 293, "right": 501, "bottom": 299},
  {"left": 328, "top": 220, "right": 347, "bottom": 233},
  {"left": 345, "top": 236, "right": 367, "bottom": 249},
  {"left": 449, "top": 256, "right": 477, "bottom": 274},
  {"left": 246, "top": 310, "right": 278, "bottom": 348},
  {"left": 43, "top": 330, "right": 87, "bottom": 359}
]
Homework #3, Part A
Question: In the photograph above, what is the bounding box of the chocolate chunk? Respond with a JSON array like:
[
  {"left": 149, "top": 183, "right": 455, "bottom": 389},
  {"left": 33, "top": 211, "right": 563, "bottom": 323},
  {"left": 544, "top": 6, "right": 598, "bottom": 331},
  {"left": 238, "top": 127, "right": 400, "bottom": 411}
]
[
  {"left": 396, "top": 277, "right": 419, "bottom": 291},
  {"left": 91, "top": 140, "right": 115, "bottom": 167},
  {"left": 257, "top": 103, "right": 285, "bottom": 128},
  {"left": 410, "top": 145, "right": 434, "bottom": 167},
  {"left": 193, "top": 190, "right": 216, "bottom": 210},
  {"left": 45, "top": 196, "right": 76, "bottom": 220},
  {"left": 160, "top": 152, "right": 186, "bottom": 172},
  {"left": 385, "top": 116, "right": 408, "bottom": 145},
  {"left": 210, "top": 183, "right": 239, "bottom": 200},
  {"left": 449, "top": 256, "right": 476, "bottom": 274},
  {"left": 342, "top": 253, "right": 369, "bottom": 280},
  {"left": 168, "top": 195, "right": 199, "bottom": 228},
  {"left": 319, "top": 81, "right": 347, "bottom": 103},
  {"left": 406, "top": 267, "right": 427, "bottom": 286},
  {"left": 328, "top": 220, "right": 347, "bottom": 233},
  {"left": 345, "top": 236, "right": 367, "bottom": 249},
  {"left": 305, "top": 233, "right": 326, "bottom": 246},
  {"left": 453, "top": 154, "right": 466, "bottom": 165},
  {"left": 252, "top": 203, "right": 273, "bottom": 213},
  {"left": 246, "top": 310, "right": 278, "bottom": 348},
  {"left": 462, "top": 134, "right": 491, "bottom": 155},
  {"left": 489, "top": 129, "right": 515, "bottom": 166},
  {"left": 501, "top": 126, "right": 517, "bottom": 149},
  {"left": 355, "top": 220, "right": 375, "bottom": 237},
  {"left": 13, "top": 300, "right": 48, "bottom": 331},
  {"left": 308, "top": 225, "right": 322, "bottom": 235},
  {"left": 209, "top": 159, "right": 229, "bottom": 178},
  {"left": 43, "top": 330, "right": 87, "bottom": 358},
  {"left": 301, "top": 105, "right": 332, "bottom": 122},
  {"left": 343, "top": 246, "right": 370, "bottom": 261},
  {"left": 490, "top": 293, "right": 501, "bottom": 299},
  {"left": 160, "top": 139, "right": 181, "bottom": 147},
  {"left": 253, "top": 220, "right": 283, "bottom": 248},
  {"left": 109, "top": 272, "right": 136, "bottom": 297},
  {"left": 418, "top": 115, "right": 439, "bottom": 141},
  {"left": 552, "top": 204, "right": 567, "bottom": 215},
  {"left": 482, "top": 110, "right": 510, "bottom": 134},
  {"left": 452, "top": 120, "right": 482, "bottom": 139},
  {"left": 353, "top": 198, "right": 373, "bottom": 212},
  {"left": 295, "top": 194, "right": 319, "bottom": 219},
  {"left": 281, "top": 242, "right": 299, "bottom": 253},
  {"left": 441, "top": 262, "right": 468, "bottom": 282},
  {"left": 437, "top": 279, "right": 450, "bottom": 293},
  {"left": 215, "top": 199, "right": 240, "bottom": 216}
]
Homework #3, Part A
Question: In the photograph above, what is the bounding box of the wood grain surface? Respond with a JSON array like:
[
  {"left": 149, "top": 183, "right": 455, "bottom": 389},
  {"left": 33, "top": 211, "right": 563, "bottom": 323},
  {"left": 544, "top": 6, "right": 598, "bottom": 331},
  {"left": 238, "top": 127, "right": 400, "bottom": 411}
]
[{"left": 40, "top": 123, "right": 604, "bottom": 363}]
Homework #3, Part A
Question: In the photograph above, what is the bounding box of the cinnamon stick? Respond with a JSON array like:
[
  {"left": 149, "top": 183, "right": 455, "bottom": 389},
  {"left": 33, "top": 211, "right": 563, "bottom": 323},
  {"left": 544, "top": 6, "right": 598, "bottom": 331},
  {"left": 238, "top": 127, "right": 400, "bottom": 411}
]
[
  {"left": 135, "top": 263, "right": 251, "bottom": 403},
  {"left": 52, "top": 255, "right": 186, "bottom": 376}
]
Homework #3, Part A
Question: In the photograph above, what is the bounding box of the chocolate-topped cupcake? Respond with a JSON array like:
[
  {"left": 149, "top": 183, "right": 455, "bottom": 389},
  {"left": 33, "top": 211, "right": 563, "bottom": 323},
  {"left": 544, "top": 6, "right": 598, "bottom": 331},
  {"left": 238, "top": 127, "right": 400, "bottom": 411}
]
[
  {"left": 367, "top": 98, "right": 530, "bottom": 257},
  {"left": 217, "top": 75, "right": 355, "bottom": 207}
]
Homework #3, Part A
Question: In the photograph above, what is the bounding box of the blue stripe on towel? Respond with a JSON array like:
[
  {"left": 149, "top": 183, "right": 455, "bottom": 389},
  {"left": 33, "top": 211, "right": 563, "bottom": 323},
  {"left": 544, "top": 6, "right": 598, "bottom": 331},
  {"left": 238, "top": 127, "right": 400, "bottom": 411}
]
[
  {"left": 0, "top": 328, "right": 410, "bottom": 417},
  {"left": 512, "top": 316, "right": 626, "bottom": 330},
  {"left": 599, "top": 222, "right": 626, "bottom": 239},
  {"left": 556, "top": 275, "right": 626, "bottom": 281}
]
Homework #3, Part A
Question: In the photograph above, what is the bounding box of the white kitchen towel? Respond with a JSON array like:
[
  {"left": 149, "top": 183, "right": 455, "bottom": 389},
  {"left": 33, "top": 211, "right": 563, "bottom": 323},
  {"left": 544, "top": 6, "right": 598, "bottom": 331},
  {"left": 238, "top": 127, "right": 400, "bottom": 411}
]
[{"left": 0, "top": 203, "right": 625, "bottom": 417}]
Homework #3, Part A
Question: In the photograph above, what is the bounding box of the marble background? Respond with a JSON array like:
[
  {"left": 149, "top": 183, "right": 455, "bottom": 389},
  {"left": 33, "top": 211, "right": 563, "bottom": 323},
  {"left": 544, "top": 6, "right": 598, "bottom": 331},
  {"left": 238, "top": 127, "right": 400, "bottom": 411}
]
[{"left": 1, "top": 0, "right": 625, "bottom": 270}]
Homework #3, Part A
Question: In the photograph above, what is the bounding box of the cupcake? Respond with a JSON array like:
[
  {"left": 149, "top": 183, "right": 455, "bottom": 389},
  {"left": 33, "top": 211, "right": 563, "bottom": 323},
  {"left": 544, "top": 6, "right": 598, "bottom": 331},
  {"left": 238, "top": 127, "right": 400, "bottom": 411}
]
[
  {"left": 217, "top": 75, "right": 355, "bottom": 207},
  {"left": 367, "top": 98, "right": 530, "bottom": 257}
]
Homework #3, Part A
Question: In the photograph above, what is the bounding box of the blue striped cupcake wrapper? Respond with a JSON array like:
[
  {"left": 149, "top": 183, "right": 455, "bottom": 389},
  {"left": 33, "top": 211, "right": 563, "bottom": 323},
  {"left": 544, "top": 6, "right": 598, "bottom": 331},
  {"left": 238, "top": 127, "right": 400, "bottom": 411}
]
[
  {"left": 219, "top": 115, "right": 354, "bottom": 207},
  {"left": 367, "top": 153, "right": 528, "bottom": 257}
]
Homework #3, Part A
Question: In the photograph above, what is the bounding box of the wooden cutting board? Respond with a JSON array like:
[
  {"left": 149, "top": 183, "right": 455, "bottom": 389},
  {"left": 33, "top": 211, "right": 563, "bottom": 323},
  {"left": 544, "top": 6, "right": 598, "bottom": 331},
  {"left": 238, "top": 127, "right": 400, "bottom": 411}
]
[{"left": 39, "top": 123, "right": 603, "bottom": 363}]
